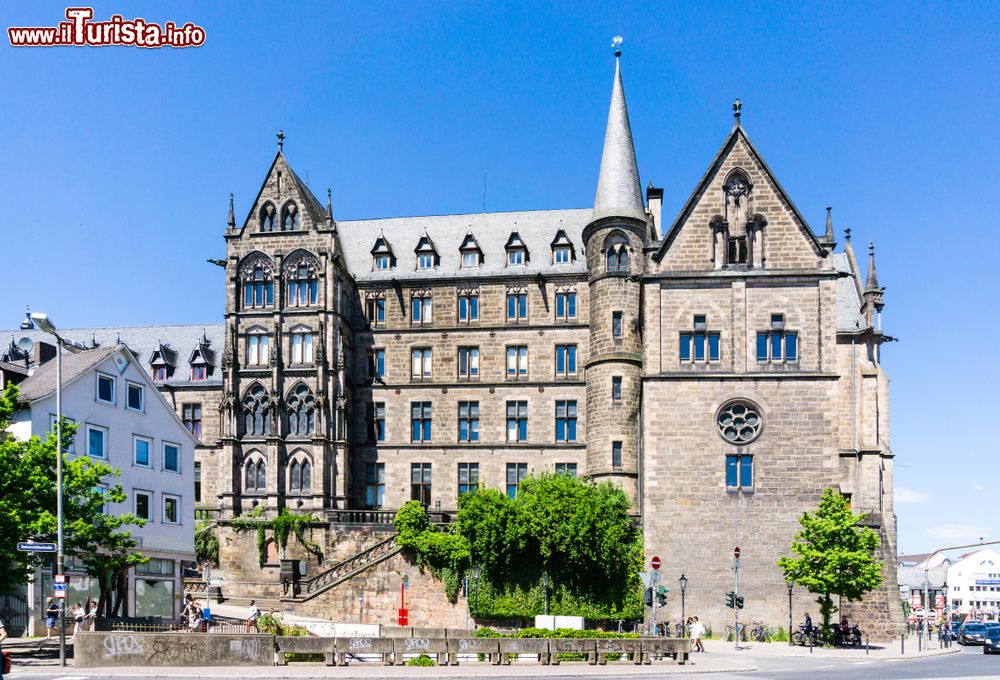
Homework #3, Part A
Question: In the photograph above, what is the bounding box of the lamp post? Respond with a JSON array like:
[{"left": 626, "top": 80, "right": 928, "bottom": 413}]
[
  {"left": 31, "top": 312, "right": 81, "bottom": 668},
  {"left": 542, "top": 571, "right": 548, "bottom": 616},
  {"left": 678, "top": 574, "right": 687, "bottom": 637},
  {"left": 471, "top": 565, "right": 481, "bottom": 626},
  {"left": 942, "top": 582, "right": 949, "bottom": 647},
  {"left": 357, "top": 594, "right": 364, "bottom": 622},
  {"left": 787, "top": 582, "right": 794, "bottom": 646}
]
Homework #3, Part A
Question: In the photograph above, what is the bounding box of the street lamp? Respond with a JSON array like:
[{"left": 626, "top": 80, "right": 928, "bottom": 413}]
[
  {"left": 542, "top": 572, "right": 548, "bottom": 616},
  {"left": 31, "top": 312, "right": 82, "bottom": 668},
  {"left": 678, "top": 574, "right": 687, "bottom": 637},
  {"left": 787, "top": 582, "right": 794, "bottom": 646},
  {"left": 471, "top": 565, "right": 481, "bottom": 625}
]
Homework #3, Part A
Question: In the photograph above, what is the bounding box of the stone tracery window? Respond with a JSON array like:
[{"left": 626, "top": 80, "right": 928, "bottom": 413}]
[
  {"left": 289, "top": 454, "right": 312, "bottom": 493},
  {"left": 287, "top": 384, "right": 316, "bottom": 436},
  {"left": 240, "top": 254, "right": 274, "bottom": 309},
  {"left": 281, "top": 203, "right": 300, "bottom": 231},
  {"left": 242, "top": 384, "right": 270, "bottom": 437},
  {"left": 716, "top": 400, "right": 763, "bottom": 445},
  {"left": 284, "top": 252, "right": 319, "bottom": 307},
  {"left": 259, "top": 202, "right": 276, "bottom": 232},
  {"left": 245, "top": 456, "right": 266, "bottom": 493},
  {"left": 605, "top": 233, "right": 630, "bottom": 273}
]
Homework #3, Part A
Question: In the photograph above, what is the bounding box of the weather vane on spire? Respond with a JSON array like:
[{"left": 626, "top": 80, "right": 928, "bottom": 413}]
[
  {"left": 612, "top": 35, "right": 623, "bottom": 58},
  {"left": 732, "top": 98, "right": 742, "bottom": 126},
  {"left": 277, "top": 129, "right": 285, "bottom": 151}
]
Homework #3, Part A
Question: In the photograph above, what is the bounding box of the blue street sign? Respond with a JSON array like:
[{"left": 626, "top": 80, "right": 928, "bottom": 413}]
[
  {"left": 18, "top": 542, "right": 56, "bottom": 552},
  {"left": 53, "top": 583, "right": 67, "bottom": 591},
  {"left": 202, "top": 608, "right": 211, "bottom": 621}
]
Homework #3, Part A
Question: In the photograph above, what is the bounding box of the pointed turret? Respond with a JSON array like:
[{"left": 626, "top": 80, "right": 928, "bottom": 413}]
[
  {"left": 863, "top": 240, "right": 885, "bottom": 329},
  {"left": 821, "top": 206, "right": 836, "bottom": 248},
  {"left": 592, "top": 50, "right": 646, "bottom": 223},
  {"left": 227, "top": 193, "right": 235, "bottom": 229}
]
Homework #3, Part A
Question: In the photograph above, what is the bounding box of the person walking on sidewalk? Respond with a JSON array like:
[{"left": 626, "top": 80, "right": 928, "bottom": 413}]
[
  {"left": 44, "top": 598, "right": 59, "bottom": 641},
  {"left": 690, "top": 617, "right": 705, "bottom": 652},
  {"left": 247, "top": 600, "right": 260, "bottom": 632}
]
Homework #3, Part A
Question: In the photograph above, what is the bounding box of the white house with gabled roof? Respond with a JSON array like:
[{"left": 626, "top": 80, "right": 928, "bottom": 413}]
[
  {"left": 946, "top": 548, "right": 1000, "bottom": 621},
  {"left": 8, "top": 344, "right": 197, "bottom": 631}
]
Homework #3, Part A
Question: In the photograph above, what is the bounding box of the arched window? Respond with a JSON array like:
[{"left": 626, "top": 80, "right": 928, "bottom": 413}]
[
  {"left": 242, "top": 384, "right": 269, "bottom": 437},
  {"left": 289, "top": 456, "right": 312, "bottom": 493},
  {"left": 281, "top": 203, "right": 300, "bottom": 231},
  {"left": 286, "top": 261, "right": 318, "bottom": 307},
  {"left": 259, "top": 203, "right": 276, "bottom": 232},
  {"left": 287, "top": 384, "right": 316, "bottom": 436},
  {"left": 605, "top": 234, "right": 630, "bottom": 273},
  {"left": 245, "top": 458, "right": 266, "bottom": 493},
  {"left": 240, "top": 255, "right": 274, "bottom": 310}
]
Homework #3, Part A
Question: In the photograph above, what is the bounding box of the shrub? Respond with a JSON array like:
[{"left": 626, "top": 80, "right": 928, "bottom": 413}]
[{"left": 406, "top": 654, "right": 436, "bottom": 666}]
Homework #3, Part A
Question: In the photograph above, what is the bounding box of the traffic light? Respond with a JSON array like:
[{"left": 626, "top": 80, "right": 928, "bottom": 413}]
[
  {"left": 643, "top": 587, "right": 653, "bottom": 606},
  {"left": 726, "top": 591, "right": 736, "bottom": 608},
  {"left": 735, "top": 596, "right": 744, "bottom": 610},
  {"left": 656, "top": 585, "right": 670, "bottom": 606}
]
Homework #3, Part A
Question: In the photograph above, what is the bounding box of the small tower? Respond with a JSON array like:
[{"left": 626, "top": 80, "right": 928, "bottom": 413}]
[
  {"left": 863, "top": 241, "right": 885, "bottom": 330},
  {"left": 582, "top": 42, "right": 649, "bottom": 504}
]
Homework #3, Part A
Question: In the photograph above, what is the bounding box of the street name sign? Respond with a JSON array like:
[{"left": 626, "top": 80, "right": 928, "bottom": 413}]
[{"left": 18, "top": 542, "right": 56, "bottom": 552}]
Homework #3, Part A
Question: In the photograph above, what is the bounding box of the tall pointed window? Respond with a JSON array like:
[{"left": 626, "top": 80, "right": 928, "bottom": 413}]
[
  {"left": 289, "top": 455, "right": 312, "bottom": 493},
  {"left": 245, "top": 457, "right": 266, "bottom": 493},
  {"left": 259, "top": 203, "right": 276, "bottom": 232},
  {"left": 290, "top": 329, "right": 314, "bottom": 364},
  {"left": 605, "top": 233, "right": 630, "bottom": 273},
  {"left": 287, "top": 263, "right": 318, "bottom": 307},
  {"left": 246, "top": 332, "right": 269, "bottom": 365},
  {"left": 287, "top": 384, "right": 316, "bottom": 436},
  {"left": 242, "top": 264, "right": 274, "bottom": 309},
  {"left": 281, "top": 203, "right": 300, "bottom": 231},
  {"left": 243, "top": 384, "right": 269, "bottom": 437}
]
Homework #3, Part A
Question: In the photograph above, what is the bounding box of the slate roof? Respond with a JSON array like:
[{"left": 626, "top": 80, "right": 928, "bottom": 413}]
[
  {"left": 337, "top": 208, "right": 592, "bottom": 283},
  {"left": 0, "top": 324, "right": 226, "bottom": 388},
  {"left": 592, "top": 58, "right": 646, "bottom": 223},
  {"left": 832, "top": 252, "right": 867, "bottom": 332},
  {"left": 16, "top": 346, "right": 118, "bottom": 402}
]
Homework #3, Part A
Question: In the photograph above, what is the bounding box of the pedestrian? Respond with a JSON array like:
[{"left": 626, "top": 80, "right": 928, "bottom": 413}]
[
  {"left": 84, "top": 597, "right": 97, "bottom": 632},
  {"left": 44, "top": 598, "right": 59, "bottom": 641},
  {"left": 70, "top": 602, "right": 84, "bottom": 639},
  {"left": 690, "top": 616, "right": 705, "bottom": 652},
  {"left": 247, "top": 600, "right": 260, "bottom": 632},
  {"left": 1, "top": 614, "right": 8, "bottom": 680}
]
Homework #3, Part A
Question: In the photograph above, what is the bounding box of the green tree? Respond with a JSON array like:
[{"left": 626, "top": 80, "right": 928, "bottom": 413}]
[
  {"left": 0, "top": 383, "right": 144, "bottom": 614},
  {"left": 777, "top": 488, "right": 884, "bottom": 634}
]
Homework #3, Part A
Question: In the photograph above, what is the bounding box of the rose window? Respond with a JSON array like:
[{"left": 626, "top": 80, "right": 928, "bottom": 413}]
[{"left": 717, "top": 400, "right": 763, "bottom": 444}]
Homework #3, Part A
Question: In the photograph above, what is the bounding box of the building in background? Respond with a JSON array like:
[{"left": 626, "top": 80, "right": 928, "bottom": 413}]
[
  {"left": 946, "top": 548, "right": 1000, "bottom": 620},
  {"left": 7, "top": 345, "right": 197, "bottom": 631}
]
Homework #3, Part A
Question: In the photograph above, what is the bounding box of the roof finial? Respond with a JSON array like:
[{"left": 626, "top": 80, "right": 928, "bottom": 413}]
[
  {"left": 326, "top": 188, "right": 333, "bottom": 218},
  {"left": 733, "top": 98, "right": 742, "bottom": 127},
  {"left": 276, "top": 129, "right": 285, "bottom": 151},
  {"left": 844, "top": 226, "right": 852, "bottom": 242},
  {"left": 823, "top": 206, "right": 835, "bottom": 244},
  {"left": 20, "top": 305, "right": 34, "bottom": 330},
  {"left": 612, "top": 35, "right": 623, "bottom": 58},
  {"left": 865, "top": 240, "right": 880, "bottom": 292},
  {"left": 227, "top": 192, "right": 235, "bottom": 229}
]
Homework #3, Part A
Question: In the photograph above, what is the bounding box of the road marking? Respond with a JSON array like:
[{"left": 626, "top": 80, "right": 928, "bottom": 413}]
[
  {"left": 853, "top": 660, "right": 873, "bottom": 664},
  {"left": 54, "top": 676, "right": 89, "bottom": 680}
]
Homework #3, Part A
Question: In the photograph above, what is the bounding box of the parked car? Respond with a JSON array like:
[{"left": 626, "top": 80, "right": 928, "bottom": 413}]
[
  {"left": 959, "top": 622, "right": 988, "bottom": 645},
  {"left": 984, "top": 627, "right": 1000, "bottom": 654}
]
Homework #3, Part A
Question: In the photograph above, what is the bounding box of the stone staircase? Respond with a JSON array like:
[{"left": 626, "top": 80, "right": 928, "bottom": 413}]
[{"left": 281, "top": 533, "right": 402, "bottom": 602}]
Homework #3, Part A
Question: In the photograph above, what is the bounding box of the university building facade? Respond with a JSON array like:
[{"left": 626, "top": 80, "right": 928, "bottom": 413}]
[{"left": 4, "top": 56, "right": 903, "bottom": 634}]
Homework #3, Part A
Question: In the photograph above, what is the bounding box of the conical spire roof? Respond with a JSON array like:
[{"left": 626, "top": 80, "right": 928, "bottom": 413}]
[
  {"left": 865, "top": 241, "right": 880, "bottom": 292},
  {"left": 592, "top": 55, "right": 646, "bottom": 223}
]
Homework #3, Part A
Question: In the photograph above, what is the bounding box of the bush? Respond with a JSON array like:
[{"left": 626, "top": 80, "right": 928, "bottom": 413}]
[
  {"left": 771, "top": 626, "right": 789, "bottom": 642},
  {"left": 406, "top": 654, "right": 436, "bottom": 666}
]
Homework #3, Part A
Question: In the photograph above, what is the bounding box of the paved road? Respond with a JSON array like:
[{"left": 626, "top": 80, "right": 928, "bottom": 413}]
[{"left": 13, "top": 645, "right": 999, "bottom": 680}]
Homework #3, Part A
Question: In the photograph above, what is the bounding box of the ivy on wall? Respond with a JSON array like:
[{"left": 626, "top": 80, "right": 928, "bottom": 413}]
[
  {"left": 229, "top": 506, "right": 324, "bottom": 567},
  {"left": 394, "top": 473, "right": 643, "bottom": 620}
]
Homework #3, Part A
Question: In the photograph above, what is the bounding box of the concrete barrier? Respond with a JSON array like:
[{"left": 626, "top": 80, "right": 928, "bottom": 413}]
[
  {"left": 75, "top": 632, "right": 272, "bottom": 667},
  {"left": 595, "top": 637, "right": 641, "bottom": 665},
  {"left": 446, "top": 637, "right": 500, "bottom": 665},
  {"left": 274, "top": 636, "right": 335, "bottom": 666},
  {"left": 393, "top": 636, "right": 449, "bottom": 665},
  {"left": 548, "top": 637, "right": 595, "bottom": 664},
  {"left": 498, "top": 637, "right": 551, "bottom": 665},
  {"left": 641, "top": 637, "right": 691, "bottom": 665},
  {"left": 334, "top": 636, "right": 394, "bottom": 665}
]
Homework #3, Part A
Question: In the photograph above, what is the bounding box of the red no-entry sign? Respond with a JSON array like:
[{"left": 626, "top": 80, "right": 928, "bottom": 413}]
[
  {"left": 651, "top": 556, "right": 661, "bottom": 570},
  {"left": 734, "top": 547, "right": 741, "bottom": 559}
]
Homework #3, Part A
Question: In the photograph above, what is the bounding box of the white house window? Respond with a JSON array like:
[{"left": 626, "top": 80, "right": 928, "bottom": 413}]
[
  {"left": 163, "top": 495, "right": 180, "bottom": 524},
  {"left": 163, "top": 442, "right": 180, "bottom": 473},
  {"left": 462, "top": 251, "right": 480, "bottom": 267},
  {"left": 374, "top": 254, "right": 391, "bottom": 270},
  {"left": 133, "top": 436, "right": 152, "bottom": 468},
  {"left": 135, "top": 491, "right": 152, "bottom": 521},
  {"left": 291, "top": 331, "right": 314, "bottom": 364},
  {"left": 97, "top": 374, "right": 115, "bottom": 405},
  {"left": 417, "top": 253, "right": 434, "bottom": 270},
  {"left": 126, "top": 382, "right": 144, "bottom": 412},
  {"left": 87, "top": 425, "right": 108, "bottom": 459},
  {"left": 507, "top": 249, "right": 525, "bottom": 266},
  {"left": 553, "top": 246, "right": 571, "bottom": 264}
]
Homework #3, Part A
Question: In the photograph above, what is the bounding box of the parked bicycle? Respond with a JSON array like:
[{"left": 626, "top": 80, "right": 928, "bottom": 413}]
[
  {"left": 750, "top": 621, "right": 772, "bottom": 642},
  {"left": 724, "top": 623, "right": 748, "bottom": 642},
  {"left": 791, "top": 625, "right": 818, "bottom": 646}
]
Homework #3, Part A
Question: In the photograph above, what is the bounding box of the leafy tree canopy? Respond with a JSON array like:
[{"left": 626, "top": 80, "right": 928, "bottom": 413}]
[{"left": 777, "top": 488, "right": 884, "bottom": 631}]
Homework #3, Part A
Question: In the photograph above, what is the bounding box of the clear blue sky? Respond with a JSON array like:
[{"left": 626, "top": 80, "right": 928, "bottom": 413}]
[{"left": 2, "top": 1, "right": 997, "bottom": 555}]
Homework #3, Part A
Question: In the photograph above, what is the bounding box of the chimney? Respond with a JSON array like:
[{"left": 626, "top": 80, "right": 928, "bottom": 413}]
[
  {"left": 34, "top": 341, "right": 57, "bottom": 366},
  {"left": 646, "top": 183, "right": 664, "bottom": 235}
]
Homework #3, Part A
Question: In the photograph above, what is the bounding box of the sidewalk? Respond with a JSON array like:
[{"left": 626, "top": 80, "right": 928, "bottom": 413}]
[{"left": 699, "top": 633, "right": 960, "bottom": 660}]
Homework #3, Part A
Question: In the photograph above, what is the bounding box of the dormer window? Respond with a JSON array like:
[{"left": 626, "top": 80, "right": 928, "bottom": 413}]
[
  {"left": 259, "top": 203, "right": 276, "bottom": 232},
  {"left": 152, "top": 367, "right": 167, "bottom": 381},
  {"left": 281, "top": 203, "right": 300, "bottom": 231},
  {"left": 605, "top": 233, "right": 630, "bottom": 273},
  {"left": 191, "top": 364, "right": 207, "bottom": 381},
  {"left": 149, "top": 342, "right": 176, "bottom": 381},
  {"left": 414, "top": 233, "right": 438, "bottom": 271},
  {"left": 459, "top": 232, "right": 483, "bottom": 268},
  {"left": 550, "top": 229, "right": 575, "bottom": 265},
  {"left": 505, "top": 231, "right": 528, "bottom": 266},
  {"left": 371, "top": 233, "right": 395, "bottom": 271}
]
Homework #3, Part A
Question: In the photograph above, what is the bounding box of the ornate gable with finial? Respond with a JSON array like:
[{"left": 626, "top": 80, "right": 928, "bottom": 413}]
[{"left": 654, "top": 108, "right": 826, "bottom": 273}]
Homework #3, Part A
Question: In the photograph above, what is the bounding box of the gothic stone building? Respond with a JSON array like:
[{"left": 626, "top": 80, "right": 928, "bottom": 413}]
[{"left": 4, "top": 56, "right": 902, "bottom": 635}]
